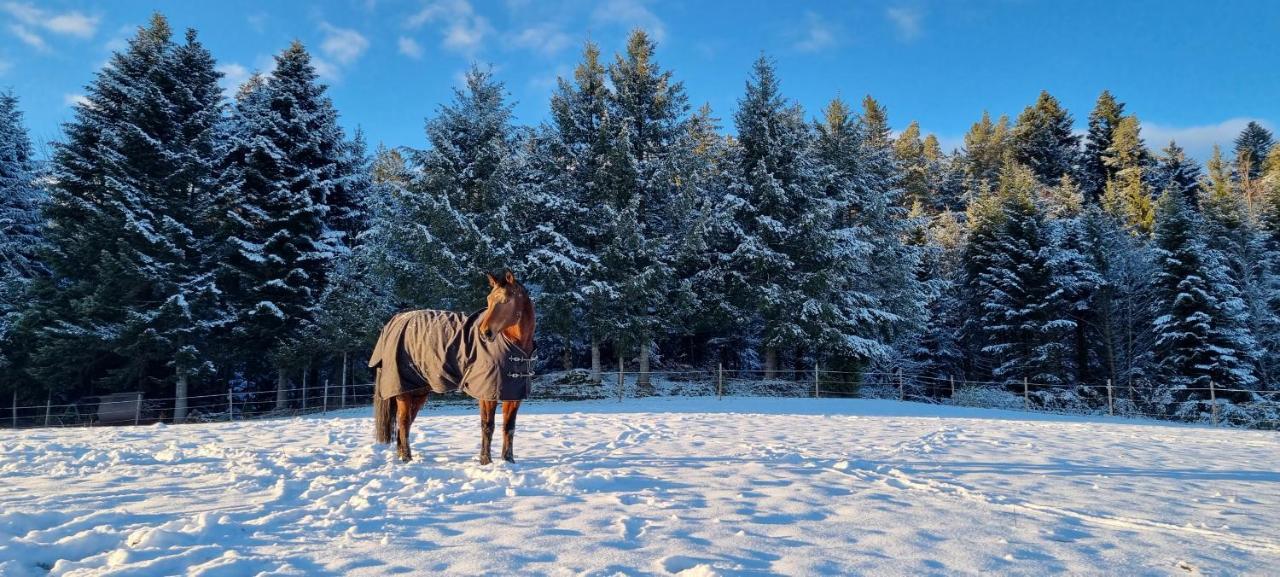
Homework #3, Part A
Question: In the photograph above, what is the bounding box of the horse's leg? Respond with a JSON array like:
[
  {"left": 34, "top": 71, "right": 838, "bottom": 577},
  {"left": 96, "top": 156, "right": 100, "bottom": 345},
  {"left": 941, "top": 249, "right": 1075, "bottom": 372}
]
[
  {"left": 501, "top": 400, "right": 521, "bottom": 463},
  {"left": 396, "top": 396, "right": 416, "bottom": 462},
  {"left": 478, "top": 400, "right": 497, "bottom": 465}
]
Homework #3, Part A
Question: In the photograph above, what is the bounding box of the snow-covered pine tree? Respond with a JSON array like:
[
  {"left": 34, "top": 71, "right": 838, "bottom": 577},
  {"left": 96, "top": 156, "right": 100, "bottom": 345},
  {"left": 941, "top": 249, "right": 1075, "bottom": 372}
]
[
  {"left": 721, "top": 56, "right": 823, "bottom": 378},
  {"left": 1150, "top": 189, "right": 1258, "bottom": 415},
  {"left": 1234, "top": 121, "right": 1274, "bottom": 182},
  {"left": 1150, "top": 140, "right": 1203, "bottom": 210},
  {"left": 1100, "top": 116, "right": 1155, "bottom": 235},
  {"left": 214, "top": 41, "right": 351, "bottom": 406},
  {"left": 37, "top": 16, "right": 223, "bottom": 415},
  {"left": 1041, "top": 176, "right": 1104, "bottom": 389},
  {"left": 978, "top": 162, "right": 1073, "bottom": 389},
  {"left": 1080, "top": 90, "right": 1126, "bottom": 203},
  {"left": 1256, "top": 145, "right": 1280, "bottom": 385},
  {"left": 1200, "top": 149, "right": 1269, "bottom": 386},
  {"left": 814, "top": 96, "right": 924, "bottom": 385},
  {"left": 537, "top": 41, "right": 610, "bottom": 377},
  {"left": 1011, "top": 91, "right": 1081, "bottom": 187},
  {"left": 1078, "top": 206, "right": 1155, "bottom": 399},
  {"left": 0, "top": 91, "right": 43, "bottom": 383},
  {"left": 923, "top": 134, "right": 966, "bottom": 212},
  {"left": 604, "top": 30, "right": 690, "bottom": 384}
]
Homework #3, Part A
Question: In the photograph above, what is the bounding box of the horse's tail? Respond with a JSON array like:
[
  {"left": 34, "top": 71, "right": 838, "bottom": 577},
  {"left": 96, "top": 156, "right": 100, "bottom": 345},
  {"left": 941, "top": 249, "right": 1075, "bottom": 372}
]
[{"left": 374, "top": 382, "right": 395, "bottom": 444}]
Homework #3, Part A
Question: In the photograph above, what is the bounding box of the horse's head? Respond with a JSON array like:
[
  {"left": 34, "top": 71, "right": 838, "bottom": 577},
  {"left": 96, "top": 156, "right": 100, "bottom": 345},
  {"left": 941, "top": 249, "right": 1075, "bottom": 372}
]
[{"left": 479, "top": 270, "right": 534, "bottom": 349}]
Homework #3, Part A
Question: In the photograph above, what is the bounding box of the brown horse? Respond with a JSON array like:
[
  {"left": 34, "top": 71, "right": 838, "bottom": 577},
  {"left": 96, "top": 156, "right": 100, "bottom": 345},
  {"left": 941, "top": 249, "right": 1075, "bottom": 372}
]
[{"left": 371, "top": 271, "right": 535, "bottom": 464}]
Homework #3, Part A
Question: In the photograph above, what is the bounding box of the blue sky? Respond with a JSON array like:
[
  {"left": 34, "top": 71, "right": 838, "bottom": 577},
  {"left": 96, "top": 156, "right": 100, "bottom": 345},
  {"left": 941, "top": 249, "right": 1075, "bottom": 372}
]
[{"left": 2, "top": 0, "right": 1277, "bottom": 162}]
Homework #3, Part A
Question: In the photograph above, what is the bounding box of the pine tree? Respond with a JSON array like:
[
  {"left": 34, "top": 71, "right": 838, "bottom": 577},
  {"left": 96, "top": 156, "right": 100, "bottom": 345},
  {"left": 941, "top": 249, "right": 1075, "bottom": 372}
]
[
  {"left": 1150, "top": 140, "right": 1203, "bottom": 209},
  {"left": 1079, "top": 90, "right": 1126, "bottom": 203},
  {"left": 604, "top": 30, "right": 690, "bottom": 383},
  {"left": 961, "top": 111, "right": 1011, "bottom": 191},
  {"left": 0, "top": 91, "right": 43, "bottom": 384},
  {"left": 1011, "top": 91, "right": 1080, "bottom": 187},
  {"left": 1256, "top": 146, "right": 1280, "bottom": 384},
  {"left": 214, "top": 41, "right": 352, "bottom": 404},
  {"left": 1042, "top": 176, "right": 1103, "bottom": 387},
  {"left": 815, "top": 96, "right": 925, "bottom": 380},
  {"left": 894, "top": 121, "right": 929, "bottom": 208},
  {"left": 36, "top": 16, "right": 224, "bottom": 416},
  {"left": 1150, "top": 190, "right": 1258, "bottom": 413},
  {"left": 978, "top": 163, "right": 1072, "bottom": 388},
  {"left": 1234, "top": 121, "right": 1274, "bottom": 181},
  {"left": 1100, "top": 116, "right": 1154, "bottom": 235},
  {"left": 721, "top": 56, "right": 824, "bottom": 377}
]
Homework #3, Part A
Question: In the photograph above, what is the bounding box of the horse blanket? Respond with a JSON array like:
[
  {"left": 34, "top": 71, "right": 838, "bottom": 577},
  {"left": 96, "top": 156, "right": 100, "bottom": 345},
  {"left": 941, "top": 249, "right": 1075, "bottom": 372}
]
[{"left": 369, "top": 309, "right": 528, "bottom": 401}]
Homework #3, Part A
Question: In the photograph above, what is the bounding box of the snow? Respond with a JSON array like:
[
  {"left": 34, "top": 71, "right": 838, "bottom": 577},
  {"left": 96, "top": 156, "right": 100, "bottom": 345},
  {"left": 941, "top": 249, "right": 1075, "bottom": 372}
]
[{"left": 2, "top": 397, "right": 1278, "bottom": 576}]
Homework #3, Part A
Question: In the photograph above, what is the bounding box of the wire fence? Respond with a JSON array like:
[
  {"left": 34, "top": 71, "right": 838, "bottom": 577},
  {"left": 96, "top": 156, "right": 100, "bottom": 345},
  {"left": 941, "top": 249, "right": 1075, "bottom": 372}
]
[{"left": 4, "top": 366, "right": 1280, "bottom": 431}]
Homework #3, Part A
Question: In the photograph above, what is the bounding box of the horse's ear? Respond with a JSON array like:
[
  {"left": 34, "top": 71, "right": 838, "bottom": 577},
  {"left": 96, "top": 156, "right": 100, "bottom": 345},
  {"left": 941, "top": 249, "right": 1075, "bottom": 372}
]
[
  {"left": 486, "top": 272, "right": 500, "bottom": 288},
  {"left": 504, "top": 269, "right": 516, "bottom": 285}
]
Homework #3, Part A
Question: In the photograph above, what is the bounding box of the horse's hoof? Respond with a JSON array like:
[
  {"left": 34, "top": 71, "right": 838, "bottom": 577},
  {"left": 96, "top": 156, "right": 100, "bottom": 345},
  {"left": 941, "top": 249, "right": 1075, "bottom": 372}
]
[
  {"left": 479, "top": 455, "right": 492, "bottom": 465},
  {"left": 502, "top": 455, "right": 515, "bottom": 464}
]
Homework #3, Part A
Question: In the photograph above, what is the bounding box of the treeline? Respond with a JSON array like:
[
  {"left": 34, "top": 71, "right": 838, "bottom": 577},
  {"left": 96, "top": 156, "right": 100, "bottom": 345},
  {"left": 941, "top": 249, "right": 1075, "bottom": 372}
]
[{"left": 1, "top": 14, "right": 1278, "bottom": 421}]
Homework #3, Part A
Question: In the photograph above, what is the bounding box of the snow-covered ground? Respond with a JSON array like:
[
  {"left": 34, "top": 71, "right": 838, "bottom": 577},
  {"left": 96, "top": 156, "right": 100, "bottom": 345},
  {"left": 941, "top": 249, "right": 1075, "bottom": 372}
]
[{"left": 1, "top": 398, "right": 1277, "bottom": 576}]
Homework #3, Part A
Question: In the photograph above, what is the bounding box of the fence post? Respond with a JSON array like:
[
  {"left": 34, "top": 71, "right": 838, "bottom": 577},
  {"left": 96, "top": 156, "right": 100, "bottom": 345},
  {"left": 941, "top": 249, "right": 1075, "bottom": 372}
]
[
  {"left": 814, "top": 361, "right": 820, "bottom": 399},
  {"left": 323, "top": 379, "right": 329, "bottom": 413},
  {"left": 1106, "top": 379, "right": 1114, "bottom": 416},
  {"left": 1210, "top": 380, "right": 1219, "bottom": 427},
  {"left": 341, "top": 351, "right": 349, "bottom": 409},
  {"left": 301, "top": 367, "right": 308, "bottom": 413},
  {"left": 1023, "top": 377, "right": 1029, "bottom": 410},
  {"left": 134, "top": 392, "right": 142, "bottom": 426},
  {"left": 228, "top": 388, "right": 234, "bottom": 421},
  {"left": 617, "top": 357, "right": 624, "bottom": 402},
  {"left": 897, "top": 368, "right": 904, "bottom": 401},
  {"left": 44, "top": 396, "right": 51, "bottom": 427},
  {"left": 949, "top": 375, "right": 955, "bottom": 398},
  {"left": 717, "top": 363, "right": 724, "bottom": 400}
]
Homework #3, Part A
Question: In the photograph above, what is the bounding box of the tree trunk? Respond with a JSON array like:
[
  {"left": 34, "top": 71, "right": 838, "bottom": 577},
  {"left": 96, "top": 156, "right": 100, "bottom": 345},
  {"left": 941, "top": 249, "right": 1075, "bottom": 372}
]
[
  {"left": 174, "top": 373, "right": 189, "bottom": 423},
  {"left": 562, "top": 334, "right": 573, "bottom": 371},
  {"left": 763, "top": 346, "right": 777, "bottom": 380},
  {"left": 276, "top": 368, "right": 288, "bottom": 411},
  {"left": 590, "top": 336, "right": 602, "bottom": 384},
  {"left": 637, "top": 339, "right": 652, "bottom": 393},
  {"left": 341, "top": 351, "right": 348, "bottom": 409}
]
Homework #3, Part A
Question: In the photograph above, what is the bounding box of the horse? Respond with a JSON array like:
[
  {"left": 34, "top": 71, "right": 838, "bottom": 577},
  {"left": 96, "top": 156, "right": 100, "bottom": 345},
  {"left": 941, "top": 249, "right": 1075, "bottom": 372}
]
[{"left": 370, "top": 271, "right": 535, "bottom": 464}]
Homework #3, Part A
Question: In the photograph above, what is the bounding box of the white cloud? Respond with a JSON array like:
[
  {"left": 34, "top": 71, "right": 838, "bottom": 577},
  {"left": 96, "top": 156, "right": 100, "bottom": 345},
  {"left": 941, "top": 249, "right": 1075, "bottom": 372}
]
[
  {"left": 318, "top": 22, "right": 369, "bottom": 65},
  {"left": 407, "top": 0, "right": 493, "bottom": 55},
  {"left": 2, "top": 2, "right": 99, "bottom": 50},
  {"left": 7, "top": 24, "right": 45, "bottom": 51},
  {"left": 216, "top": 63, "right": 251, "bottom": 96},
  {"left": 590, "top": 0, "right": 666, "bottom": 42},
  {"left": 398, "top": 36, "right": 424, "bottom": 59},
  {"left": 1144, "top": 118, "right": 1273, "bottom": 162},
  {"left": 63, "top": 93, "right": 89, "bottom": 108},
  {"left": 44, "top": 11, "right": 98, "bottom": 37},
  {"left": 510, "top": 24, "right": 571, "bottom": 56},
  {"left": 886, "top": 6, "right": 923, "bottom": 42},
  {"left": 312, "top": 57, "right": 341, "bottom": 81},
  {"left": 794, "top": 11, "right": 837, "bottom": 53}
]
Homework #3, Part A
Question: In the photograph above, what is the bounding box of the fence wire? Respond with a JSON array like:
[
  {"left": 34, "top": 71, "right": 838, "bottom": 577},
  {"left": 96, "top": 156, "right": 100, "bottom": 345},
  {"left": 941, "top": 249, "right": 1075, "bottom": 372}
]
[{"left": 4, "top": 368, "right": 1279, "bottom": 431}]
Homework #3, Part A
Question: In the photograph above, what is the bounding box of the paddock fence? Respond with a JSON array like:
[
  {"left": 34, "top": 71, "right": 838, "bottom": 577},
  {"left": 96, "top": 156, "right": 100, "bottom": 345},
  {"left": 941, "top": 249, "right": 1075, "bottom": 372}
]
[{"left": 4, "top": 366, "right": 1280, "bottom": 430}]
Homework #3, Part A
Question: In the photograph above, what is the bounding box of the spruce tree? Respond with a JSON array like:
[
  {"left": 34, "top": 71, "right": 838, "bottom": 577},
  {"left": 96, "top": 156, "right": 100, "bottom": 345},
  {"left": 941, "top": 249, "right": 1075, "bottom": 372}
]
[
  {"left": 1234, "top": 121, "right": 1274, "bottom": 181},
  {"left": 0, "top": 91, "right": 43, "bottom": 386},
  {"left": 214, "top": 41, "right": 352, "bottom": 404},
  {"left": 1150, "top": 190, "right": 1258, "bottom": 413},
  {"left": 1100, "top": 116, "right": 1154, "bottom": 235},
  {"left": 894, "top": 121, "right": 929, "bottom": 208},
  {"left": 37, "top": 16, "right": 223, "bottom": 416},
  {"left": 1151, "top": 140, "right": 1203, "bottom": 210},
  {"left": 1011, "top": 91, "right": 1080, "bottom": 187},
  {"left": 1080, "top": 90, "right": 1126, "bottom": 203},
  {"left": 978, "top": 163, "right": 1072, "bottom": 388},
  {"left": 961, "top": 111, "right": 1011, "bottom": 191}
]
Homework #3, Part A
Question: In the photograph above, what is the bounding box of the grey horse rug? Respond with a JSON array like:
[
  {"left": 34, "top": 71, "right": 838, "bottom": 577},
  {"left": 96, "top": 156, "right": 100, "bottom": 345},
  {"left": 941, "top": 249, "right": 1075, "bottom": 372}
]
[{"left": 368, "top": 309, "right": 528, "bottom": 401}]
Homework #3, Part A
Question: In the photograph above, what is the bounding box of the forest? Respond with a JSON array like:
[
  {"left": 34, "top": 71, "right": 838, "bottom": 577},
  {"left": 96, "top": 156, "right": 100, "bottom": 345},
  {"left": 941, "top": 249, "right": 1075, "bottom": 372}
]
[{"left": 1, "top": 14, "right": 1278, "bottom": 423}]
